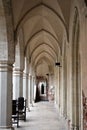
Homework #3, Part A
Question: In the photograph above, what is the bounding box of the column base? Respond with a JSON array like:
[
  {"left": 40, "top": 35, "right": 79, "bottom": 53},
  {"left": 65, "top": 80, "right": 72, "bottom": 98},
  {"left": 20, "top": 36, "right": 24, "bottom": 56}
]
[
  {"left": 30, "top": 102, "right": 34, "bottom": 107},
  {"left": 29, "top": 103, "right": 33, "bottom": 107},
  {"left": 0, "top": 126, "right": 14, "bottom": 130},
  {"left": 26, "top": 107, "right": 30, "bottom": 112},
  {"left": 32, "top": 100, "right": 35, "bottom": 107}
]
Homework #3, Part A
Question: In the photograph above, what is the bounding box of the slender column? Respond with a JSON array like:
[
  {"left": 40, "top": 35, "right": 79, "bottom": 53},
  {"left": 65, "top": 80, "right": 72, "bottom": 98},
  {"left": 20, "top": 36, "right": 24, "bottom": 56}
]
[
  {"left": 57, "top": 67, "right": 60, "bottom": 111},
  {"left": 54, "top": 67, "right": 57, "bottom": 105},
  {"left": 48, "top": 75, "right": 55, "bottom": 101},
  {"left": 49, "top": 75, "right": 52, "bottom": 90},
  {"left": 59, "top": 67, "right": 63, "bottom": 116},
  {"left": 63, "top": 68, "right": 67, "bottom": 119},
  {"left": 54, "top": 66, "right": 60, "bottom": 110},
  {"left": 54, "top": 78, "right": 57, "bottom": 104},
  {"left": 31, "top": 76, "right": 34, "bottom": 106},
  {"left": 30, "top": 75, "right": 33, "bottom": 105},
  {"left": 33, "top": 77, "right": 36, "bottom": 102},
  {"left": 13, "top": 68, "right": 23, "bottom": 99},
  {"left": 62, "top": 51, "right": 67, "bottom": 118},
  {"left": 71, "top": 78, "right": 79, "bottom": 130},
  {"left": 28, "top": 75, "right": 34, "bottom": 107},
  {"left": 0, "top": 62, "right": 13, "bottom": 130},
  {"left": 27, "top": 75, "right": 31, "bottom": 110},
  {"left": 71, "top": 15, "right": 80, "bottom": 130},
  {"left": 23, "top": 72, "right": 28, "bottom": 107},
  {"left": 59, "top": 68, "right": 63, "bottom": 116}
]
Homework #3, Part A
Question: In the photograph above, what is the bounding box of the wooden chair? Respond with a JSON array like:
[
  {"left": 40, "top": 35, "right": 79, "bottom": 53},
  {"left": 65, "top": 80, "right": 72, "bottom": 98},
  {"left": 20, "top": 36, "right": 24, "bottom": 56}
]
[
  {"left": 18, "top": 97, "right": 26, "bottom": 121},
  {"left": 12, "top": 100, "right": 19, "bottom": 127}
]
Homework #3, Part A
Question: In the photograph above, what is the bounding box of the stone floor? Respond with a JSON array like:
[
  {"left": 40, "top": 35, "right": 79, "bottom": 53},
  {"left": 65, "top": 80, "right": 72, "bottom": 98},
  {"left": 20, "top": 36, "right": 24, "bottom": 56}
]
[{"left": 14, "top": 101, "right": 68, "bottom": 130}]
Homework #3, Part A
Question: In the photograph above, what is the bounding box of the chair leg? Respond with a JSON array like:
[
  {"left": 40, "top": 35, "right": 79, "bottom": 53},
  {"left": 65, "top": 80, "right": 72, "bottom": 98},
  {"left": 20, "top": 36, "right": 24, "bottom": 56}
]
[
  {"left": 17, "top": 114, "right": 19, "bottom": 127},
  {"left": 24, "top": 113, "right": 26, "bottom": 121}
]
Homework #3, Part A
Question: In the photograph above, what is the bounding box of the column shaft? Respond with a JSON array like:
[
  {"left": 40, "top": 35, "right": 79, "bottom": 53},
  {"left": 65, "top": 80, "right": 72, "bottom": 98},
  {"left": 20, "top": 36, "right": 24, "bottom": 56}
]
[
  {"left": 23, "top": 73, "right": 28, "bottom": 107},
  {"left": 13, "top": 69, "right": 23, "bottom": 99},
  {"left": 27, "top": 75, "right": 31, "bottom": 109},
  {"left": 0, "top": 62, "right": 13, "bottom": 130}
]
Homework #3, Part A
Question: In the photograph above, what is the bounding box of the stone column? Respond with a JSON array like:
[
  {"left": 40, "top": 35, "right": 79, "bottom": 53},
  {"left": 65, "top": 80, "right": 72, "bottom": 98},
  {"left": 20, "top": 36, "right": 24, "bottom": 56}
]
[
  {"left": 62, "top": 44, "right": 67, "bottom": 119},
  {"left": 27, "top": 75, "right": 34, "bottom": 108},
  {"left": 59, "top": 67, "right": 63, "bottom": 116},
  {"left": 27, "top": 74, "right": 31, "bottom": 110},
  {"left": 48, "top": 74, "right": 55, "bottom": 101},
  {"left": 33, "top": 76, "right": 36, "bottom": 102},
  {"left": 54, "top": 69, "right": 56, "bottom": 104},
  {"left": 0, "top": 62, "right": 13, "bottom": 130},
  {"left": 54, "top": 71, "right": 57, "bottom": 104},
  {"left": 54, "top": 66, "right": 60, "bottom": 110},
  {"left": 23, "top": 72, "right": 28, "bottom": 107},
  {"left": 57, "top": 67, "right": 60, "bottom": 111},
  {"left": 71, "top": 79, "right": 79, "bottom": 130},
  {"left": 71, "top": 14, "right": 80, "bottom": 130},
  {"left": 30, "top": 75, "right": 33, "bottom": 105},
  {"left": 31, "top": 76, "right": 34, "bottom": 106},
  {"left": 13, "top": 68, "right": 23, "bottom": 99}
]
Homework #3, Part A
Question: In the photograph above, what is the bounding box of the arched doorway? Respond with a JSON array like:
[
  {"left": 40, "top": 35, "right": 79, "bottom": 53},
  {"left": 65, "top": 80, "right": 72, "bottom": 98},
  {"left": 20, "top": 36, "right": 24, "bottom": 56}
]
[{"left": 35, "top": 76, "right": 48, "bottom": 102}]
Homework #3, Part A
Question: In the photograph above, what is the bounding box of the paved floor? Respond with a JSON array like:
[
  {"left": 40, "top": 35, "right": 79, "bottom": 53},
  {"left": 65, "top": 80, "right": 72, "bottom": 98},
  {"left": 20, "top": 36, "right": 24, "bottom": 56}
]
[{"left": 14, "top": 101, "right": 68, "bottom": 130}]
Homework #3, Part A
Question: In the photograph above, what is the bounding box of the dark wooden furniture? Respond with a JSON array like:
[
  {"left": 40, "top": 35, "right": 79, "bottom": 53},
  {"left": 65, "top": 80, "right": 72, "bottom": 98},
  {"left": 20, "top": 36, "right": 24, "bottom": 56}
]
[
  {"left": 18, "top": 97, "right": 26, "bottom": 121},
  {"left": 12, "top": 100, "right": 19, "bottom": 127}
]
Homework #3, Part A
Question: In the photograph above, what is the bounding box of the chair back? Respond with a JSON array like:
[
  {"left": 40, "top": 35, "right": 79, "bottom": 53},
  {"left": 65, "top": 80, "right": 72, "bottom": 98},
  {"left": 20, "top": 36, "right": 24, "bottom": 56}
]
[
  {"left": 18, "top": 97, "right": 24, "bottom": 110},
  {"left": 12, "top": 100, "right": 17, "bottom": 115}
]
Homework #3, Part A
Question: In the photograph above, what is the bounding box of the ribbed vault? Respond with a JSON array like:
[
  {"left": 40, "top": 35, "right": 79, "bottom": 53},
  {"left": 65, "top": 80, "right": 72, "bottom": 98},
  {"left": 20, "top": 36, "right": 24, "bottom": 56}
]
[{"left": 12, "top": 0, "right": 71, "bottom": 77}]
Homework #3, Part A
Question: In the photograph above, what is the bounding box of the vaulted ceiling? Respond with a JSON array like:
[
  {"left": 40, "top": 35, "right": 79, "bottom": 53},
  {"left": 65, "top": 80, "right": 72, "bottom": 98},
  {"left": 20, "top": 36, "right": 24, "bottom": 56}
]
[{"left": 12, "top": 0, "right": 71, "bottom": 76}]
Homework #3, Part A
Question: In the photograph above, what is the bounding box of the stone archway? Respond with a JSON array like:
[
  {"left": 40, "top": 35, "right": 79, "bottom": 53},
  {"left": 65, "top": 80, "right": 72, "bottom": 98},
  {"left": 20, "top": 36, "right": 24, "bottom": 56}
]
[{"left": 35, "top": 76, "right": 48, "bottom": 102}]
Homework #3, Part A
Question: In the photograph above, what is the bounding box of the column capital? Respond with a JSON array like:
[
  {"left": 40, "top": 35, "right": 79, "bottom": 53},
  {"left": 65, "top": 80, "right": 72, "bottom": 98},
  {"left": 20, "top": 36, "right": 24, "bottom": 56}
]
[
  {"left": 13, "top": 68, "right": 23, "bottom": 75},
  {"left": 23, "top": 72, "right": 28, "bottom": 78},
  {"left": 32, "top": 75, "right": 35, "bottom": 79},
  {"left": 28, "top": 74, "right": 32, "bottom": 78},
  {"left": 0, "top": 61, "right": 13, "bottom": 72},
  {"left": 13, "top": 67, "right": 23, "bottom": 71}
]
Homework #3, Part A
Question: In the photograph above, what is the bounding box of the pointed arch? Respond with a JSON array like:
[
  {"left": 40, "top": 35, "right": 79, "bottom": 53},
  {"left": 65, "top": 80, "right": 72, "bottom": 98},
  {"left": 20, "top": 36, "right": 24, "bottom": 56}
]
[
  {"left": 24, "top": 29, "right": 61, "bottom": 55},
  {"left": 15, "top": 3, "right": 68, "bottom": 41},
  {"left": 30, "top": 42, "right": 58, "bottom": 58}
]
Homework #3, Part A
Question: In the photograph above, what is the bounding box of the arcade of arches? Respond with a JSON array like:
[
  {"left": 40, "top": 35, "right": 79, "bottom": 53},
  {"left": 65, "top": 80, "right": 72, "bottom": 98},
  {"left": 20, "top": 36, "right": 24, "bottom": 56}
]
[{"left": 0, "top": 0, "right": 87, "bottom": 130}]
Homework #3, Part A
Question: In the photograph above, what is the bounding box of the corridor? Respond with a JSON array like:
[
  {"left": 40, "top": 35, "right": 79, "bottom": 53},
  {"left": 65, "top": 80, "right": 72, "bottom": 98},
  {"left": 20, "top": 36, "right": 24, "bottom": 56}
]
[
  {"left": 0, "top": 0, "right": 87, "bottom": 129},
  {"left": 15, "top": 101, "right": 68, "bottom": 130}
]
